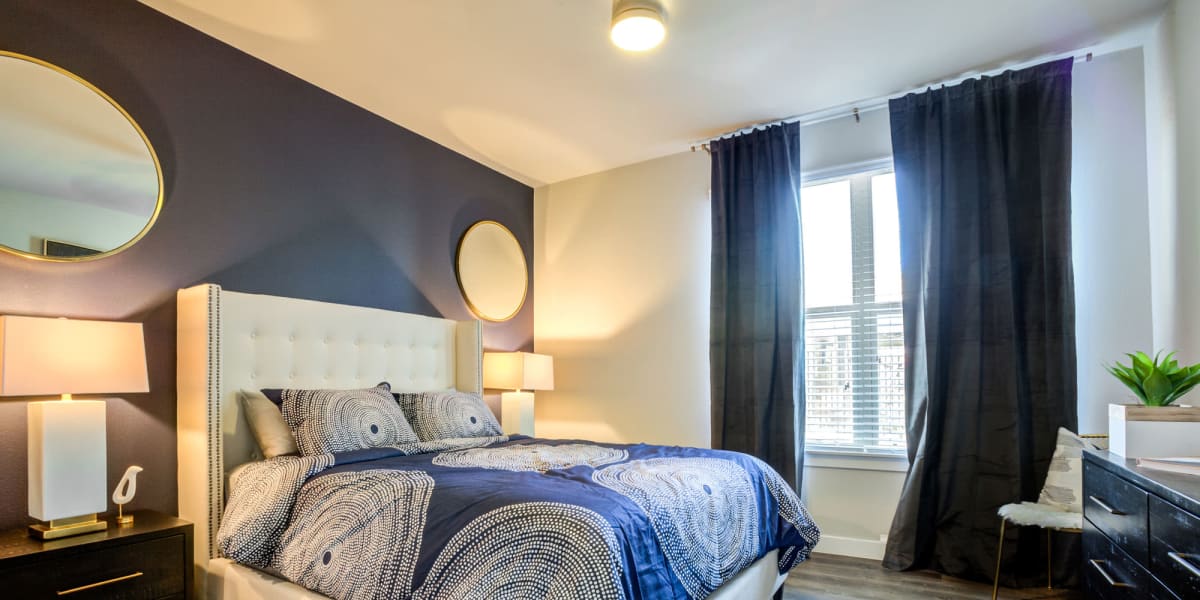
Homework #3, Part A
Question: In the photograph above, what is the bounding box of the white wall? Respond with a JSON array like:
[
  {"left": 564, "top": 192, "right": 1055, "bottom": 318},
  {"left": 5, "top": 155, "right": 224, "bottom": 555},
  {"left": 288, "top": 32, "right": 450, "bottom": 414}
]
[
  {"left": 533, "top": 151, "right": 712, "bottom": 446},
  {"left": 1169, "top": 0, "right": 1200, "bottom": 361},
  {"left": 1072, "top": 48, "right": 1154, "bottom": 435},
  {"left": 1144, "top": 9, "right": 1180, "bottom": 355},
  {"left": 800, "top": 459, "right": 906, "bottom": 555},
  {"left": 533, "top": 42, "right": 1160, "bottom": 560},
  {"left": 801, "top": 107, "right": 892, "bottom": 173},
  {"left": 1138, "top": 0, "right": 1200, "bottom": 378}
]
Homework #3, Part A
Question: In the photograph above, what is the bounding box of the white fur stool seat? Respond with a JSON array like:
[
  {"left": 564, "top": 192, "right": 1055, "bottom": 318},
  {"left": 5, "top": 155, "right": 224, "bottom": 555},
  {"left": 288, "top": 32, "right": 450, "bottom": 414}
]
[
  {"left": 991, "top": 428, "right": 1096, "bottom": 599},
  {"left": 996, "top": 501, "right": 1082, "bottom": 531}
]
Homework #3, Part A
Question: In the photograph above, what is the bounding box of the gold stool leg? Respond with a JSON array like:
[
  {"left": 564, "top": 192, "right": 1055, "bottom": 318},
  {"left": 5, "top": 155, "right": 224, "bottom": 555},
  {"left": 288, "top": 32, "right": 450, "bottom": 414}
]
[
  {"left": 992, "top": 519, "right": 1006, "bottom": 600},
  {"left": 1047, "top": 529, "right": 1053, "bottom": 590}
]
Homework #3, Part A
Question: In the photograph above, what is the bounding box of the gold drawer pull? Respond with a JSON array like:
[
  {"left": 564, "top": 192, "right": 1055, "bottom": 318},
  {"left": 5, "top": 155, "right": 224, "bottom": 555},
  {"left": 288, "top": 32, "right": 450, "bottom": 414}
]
[
  {"left": 1169, "top": 552, "right": 1200, "bottom": 579},
  {"left": 1088, "top": 495, "right": 1124, "bottom": 515},
  {"left": 1089, "top": 559, "right": 1130, "bottom": 588},
  {"left": 57, "top": 571, "right": 144, "bottom": 595}
]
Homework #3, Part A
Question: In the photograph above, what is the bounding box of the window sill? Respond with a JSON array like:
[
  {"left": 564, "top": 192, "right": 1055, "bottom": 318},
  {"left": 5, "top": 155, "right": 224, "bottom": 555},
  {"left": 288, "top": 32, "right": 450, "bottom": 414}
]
[{"left": 804, "top": 448, "right": 909, "bottom": 472}]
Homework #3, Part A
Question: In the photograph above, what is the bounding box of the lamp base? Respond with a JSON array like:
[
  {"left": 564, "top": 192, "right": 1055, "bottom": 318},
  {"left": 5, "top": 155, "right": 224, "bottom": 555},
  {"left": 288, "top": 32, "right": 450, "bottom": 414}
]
[
  {"left": 501, "top": 391, "right": 535, "bottom": 436},
  {"left": 28, "top": 513, "right": 107, "bottom": 540}
]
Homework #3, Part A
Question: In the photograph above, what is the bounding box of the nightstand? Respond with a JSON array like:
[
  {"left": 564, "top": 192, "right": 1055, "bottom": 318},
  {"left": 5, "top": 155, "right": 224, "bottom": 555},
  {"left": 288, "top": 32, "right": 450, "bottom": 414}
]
[{"left": 0, "top": 511, "right": 192, "bottom": 599}]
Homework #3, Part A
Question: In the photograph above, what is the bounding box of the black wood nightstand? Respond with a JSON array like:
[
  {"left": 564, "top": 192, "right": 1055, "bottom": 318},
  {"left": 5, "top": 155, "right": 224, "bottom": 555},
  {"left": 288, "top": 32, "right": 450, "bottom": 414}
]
[{"left": 0, "top": 511, "right": 192, "bottom": 599}]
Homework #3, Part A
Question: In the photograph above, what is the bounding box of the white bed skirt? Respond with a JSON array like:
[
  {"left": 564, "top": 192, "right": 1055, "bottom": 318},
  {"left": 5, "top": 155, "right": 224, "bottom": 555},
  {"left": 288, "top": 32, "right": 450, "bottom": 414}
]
[
  {"left": 709, "top": 549, "right": 789, "bottom": 599},
  {"left": 207, "top": 550, "right": 787, "bottom": 600},
  {"left": 209, "top": 559, "right": 328, "bottom": 600}
]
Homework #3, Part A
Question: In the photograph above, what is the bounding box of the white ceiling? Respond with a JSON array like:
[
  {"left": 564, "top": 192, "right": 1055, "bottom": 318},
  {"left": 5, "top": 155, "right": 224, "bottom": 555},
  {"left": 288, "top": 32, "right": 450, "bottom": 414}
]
[{"left": 142, "top": 0, "right": 1165, "bottom": 187}]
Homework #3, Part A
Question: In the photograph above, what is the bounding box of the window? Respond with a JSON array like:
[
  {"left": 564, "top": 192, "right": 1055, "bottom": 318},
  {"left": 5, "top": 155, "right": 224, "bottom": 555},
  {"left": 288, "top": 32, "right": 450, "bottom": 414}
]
[{"left": 801, "top": 169, "right": 905, "bottom": 454}]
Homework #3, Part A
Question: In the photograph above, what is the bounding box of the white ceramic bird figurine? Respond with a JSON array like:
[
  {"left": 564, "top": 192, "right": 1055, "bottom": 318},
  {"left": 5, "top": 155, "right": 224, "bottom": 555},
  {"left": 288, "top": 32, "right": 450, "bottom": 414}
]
[{"left": 112, "top": 465, "right": 143, "bottom": 525}]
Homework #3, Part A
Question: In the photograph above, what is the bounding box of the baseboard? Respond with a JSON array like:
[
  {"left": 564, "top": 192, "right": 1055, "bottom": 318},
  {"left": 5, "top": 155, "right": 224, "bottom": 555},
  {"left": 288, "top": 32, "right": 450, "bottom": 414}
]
[{"left": 811, "top": 534, "right": 886, "bottom": 560}]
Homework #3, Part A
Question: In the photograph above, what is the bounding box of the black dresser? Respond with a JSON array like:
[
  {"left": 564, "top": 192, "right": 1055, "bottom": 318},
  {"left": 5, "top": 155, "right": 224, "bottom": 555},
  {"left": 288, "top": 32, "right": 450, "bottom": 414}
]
[{"left": 1082, "top": 450, "right": 1200, "bottom": 599}]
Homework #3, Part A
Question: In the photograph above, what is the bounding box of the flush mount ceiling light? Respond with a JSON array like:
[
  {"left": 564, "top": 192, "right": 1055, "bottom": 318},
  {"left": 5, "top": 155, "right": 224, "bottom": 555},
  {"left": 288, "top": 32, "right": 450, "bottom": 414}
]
[{"left": 611, "top": 0, "right": 666, "bottom": 52}]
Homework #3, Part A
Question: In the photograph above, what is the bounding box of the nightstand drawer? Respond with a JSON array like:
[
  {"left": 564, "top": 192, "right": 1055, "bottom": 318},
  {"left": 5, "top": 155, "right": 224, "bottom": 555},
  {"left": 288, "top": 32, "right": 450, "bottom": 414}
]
[
  {"left": 1084, "top": 460, "right": 1149, "bottom": 564},
  {"left": 0, "top": 533, "right": 186, "bottom": 599}
]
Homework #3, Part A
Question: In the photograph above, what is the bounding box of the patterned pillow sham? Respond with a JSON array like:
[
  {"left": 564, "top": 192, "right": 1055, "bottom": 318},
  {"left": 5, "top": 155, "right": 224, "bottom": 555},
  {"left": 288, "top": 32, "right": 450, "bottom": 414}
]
[
  {"left": 278, "top": 383, "right": 419, "bottom": 455},
  {"left": 394, "top": 390, "right": 502, "bottom": 441}
]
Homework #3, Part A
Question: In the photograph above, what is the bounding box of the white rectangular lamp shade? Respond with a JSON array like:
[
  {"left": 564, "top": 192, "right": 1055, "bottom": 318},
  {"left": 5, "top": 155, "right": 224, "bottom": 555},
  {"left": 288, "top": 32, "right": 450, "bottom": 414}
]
[
  {"left": 484, "top": 352, "right": 553, "bottom": 436},
  {"left": 483, "top": 352, "right": 554, "bottom": 391},
  {"left": 0, "top": 315, "right": 149, "bottom": 396},
  {"left": 28, "top": 400, "right": 107, "bottom": 520}
]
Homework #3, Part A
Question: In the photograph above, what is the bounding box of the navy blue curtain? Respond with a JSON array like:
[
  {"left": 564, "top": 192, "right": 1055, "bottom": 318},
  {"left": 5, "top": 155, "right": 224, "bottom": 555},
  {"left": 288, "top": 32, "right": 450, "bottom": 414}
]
[
  {"left": 709, "top": 122, "right": 804, "bottom": 488},
  {"left": 883, "top": 59, "right": 1078, "bottom": 586}
]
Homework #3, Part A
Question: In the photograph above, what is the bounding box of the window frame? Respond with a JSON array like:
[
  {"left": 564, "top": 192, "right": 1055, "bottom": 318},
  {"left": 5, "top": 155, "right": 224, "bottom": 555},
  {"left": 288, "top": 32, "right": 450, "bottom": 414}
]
[{"left": 801, "top": 158, "right": 907, "bottom": 459}]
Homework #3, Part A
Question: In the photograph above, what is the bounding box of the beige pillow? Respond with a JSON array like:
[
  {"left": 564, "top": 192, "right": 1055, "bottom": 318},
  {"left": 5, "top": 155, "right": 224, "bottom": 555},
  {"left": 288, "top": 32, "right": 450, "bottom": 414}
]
[
  {"left": 239, "top": 390, "right": 299, "bottom": 458},
  {"left": 1038, "top": 427, "right": 1094, "bottom": 512}
]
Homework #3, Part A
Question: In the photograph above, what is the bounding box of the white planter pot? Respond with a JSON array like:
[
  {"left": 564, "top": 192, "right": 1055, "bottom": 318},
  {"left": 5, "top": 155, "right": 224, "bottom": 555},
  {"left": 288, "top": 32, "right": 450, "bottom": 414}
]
[{"left": 1108, "top": 403, "right": 1200, "bottom": 458}]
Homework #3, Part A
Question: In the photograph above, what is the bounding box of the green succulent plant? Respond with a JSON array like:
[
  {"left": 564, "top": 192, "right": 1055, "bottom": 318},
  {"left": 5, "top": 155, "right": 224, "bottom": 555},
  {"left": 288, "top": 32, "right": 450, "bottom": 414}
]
[{"left": 1107, "top": 351, "right": 1200, "bottom": 407}]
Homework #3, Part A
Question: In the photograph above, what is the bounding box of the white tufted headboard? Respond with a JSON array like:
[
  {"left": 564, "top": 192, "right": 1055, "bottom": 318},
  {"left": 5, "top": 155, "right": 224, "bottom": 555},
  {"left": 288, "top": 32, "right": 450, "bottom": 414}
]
[{"left": 176, "top": 284, "right": 481, "bottom": 590}]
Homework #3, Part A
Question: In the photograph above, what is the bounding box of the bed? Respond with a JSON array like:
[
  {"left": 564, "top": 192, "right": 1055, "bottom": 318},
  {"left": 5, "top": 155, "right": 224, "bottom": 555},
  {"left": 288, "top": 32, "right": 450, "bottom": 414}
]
[{"left": 177, "top": 284, "right": 818, "bottom": 599}]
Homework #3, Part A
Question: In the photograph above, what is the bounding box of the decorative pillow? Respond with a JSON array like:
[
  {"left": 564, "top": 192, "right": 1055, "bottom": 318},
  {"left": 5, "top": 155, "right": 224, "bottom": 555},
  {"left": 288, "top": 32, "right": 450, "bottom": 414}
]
[
  {"left": 279, "top": 383, "right": 419, "bottom": 455},
  {"left": 239, "top": 390, "right": 299, "bottom": 458},
  {"left": 394, "top": 390, "right": 502, "bottom": 441},
  {"left": 1038, "top": 427, "right": 1095, "bottom": 512}
]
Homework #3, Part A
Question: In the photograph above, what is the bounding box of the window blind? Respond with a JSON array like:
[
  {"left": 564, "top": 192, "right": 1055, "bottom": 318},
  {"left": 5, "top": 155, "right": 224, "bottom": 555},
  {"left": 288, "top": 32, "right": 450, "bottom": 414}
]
[{"left": 802, "top": 171, "right": 906, "bottom": 453}]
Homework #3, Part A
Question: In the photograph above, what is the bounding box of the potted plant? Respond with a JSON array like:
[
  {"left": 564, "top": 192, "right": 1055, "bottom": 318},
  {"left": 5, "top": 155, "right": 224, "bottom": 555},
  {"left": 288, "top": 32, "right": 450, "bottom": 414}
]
[{"left": 1106, "top": 351, "right": 1200, "bottom": 457}]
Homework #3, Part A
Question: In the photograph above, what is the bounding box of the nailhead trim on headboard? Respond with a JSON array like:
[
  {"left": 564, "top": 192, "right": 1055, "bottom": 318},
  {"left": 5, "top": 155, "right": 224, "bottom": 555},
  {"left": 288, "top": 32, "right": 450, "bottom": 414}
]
[{"left": 206, "top": 284, "right": 222, "bottom": 558}]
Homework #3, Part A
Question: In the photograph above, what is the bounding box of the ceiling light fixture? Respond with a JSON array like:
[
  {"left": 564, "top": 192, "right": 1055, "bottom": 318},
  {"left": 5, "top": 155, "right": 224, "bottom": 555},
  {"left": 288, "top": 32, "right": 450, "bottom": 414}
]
[{"left": 610, "top": 1, "right": 666, "bottom": 52}]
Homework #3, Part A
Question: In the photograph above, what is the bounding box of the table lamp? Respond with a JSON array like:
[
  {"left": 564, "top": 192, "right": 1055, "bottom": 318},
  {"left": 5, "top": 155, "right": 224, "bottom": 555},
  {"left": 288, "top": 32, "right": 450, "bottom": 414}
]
[
  {"left": 482, "top": 352, "right": 553, "bottom": 436},
  {"left": 0, "top": 315, "right": 149, "bottom": 539}
]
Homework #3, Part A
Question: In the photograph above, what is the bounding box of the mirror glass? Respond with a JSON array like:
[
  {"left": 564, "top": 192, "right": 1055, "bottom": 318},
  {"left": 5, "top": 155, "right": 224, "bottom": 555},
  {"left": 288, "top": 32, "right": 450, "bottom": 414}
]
[
  {"left": 456, "top": 221, "right": 527, "bottom": 321},
  {"left": 0, "top": 52, "right": 162, "bottom": 261}
]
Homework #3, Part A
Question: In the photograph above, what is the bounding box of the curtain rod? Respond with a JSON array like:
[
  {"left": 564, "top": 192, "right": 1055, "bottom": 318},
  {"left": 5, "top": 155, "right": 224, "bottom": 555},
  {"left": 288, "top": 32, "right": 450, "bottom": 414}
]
[{"left": 690, "top": 46, "right": 1107, "bottom": 154}]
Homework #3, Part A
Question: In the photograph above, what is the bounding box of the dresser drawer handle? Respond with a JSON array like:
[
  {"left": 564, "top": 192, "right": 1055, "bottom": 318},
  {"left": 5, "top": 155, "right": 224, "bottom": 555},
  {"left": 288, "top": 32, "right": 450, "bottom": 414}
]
[
  {"left": 1089, "top": 495, "right": 1124, "bottom": 515},
  {"left": 1089, "top": 559, "right": 1130, "bottom": 588},
  {"left": 1168, "top": 552, "right": 1200, "bottom": 579},
  {"left": 57, "top": 571, "right": 144, "bottom": 595}
]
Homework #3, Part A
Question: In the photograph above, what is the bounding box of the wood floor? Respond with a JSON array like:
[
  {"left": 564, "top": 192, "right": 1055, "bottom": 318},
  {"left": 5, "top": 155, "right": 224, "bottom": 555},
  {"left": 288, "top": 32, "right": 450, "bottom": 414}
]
[{"left": 783, "top": 554, "right": 1082, "bottom": 600}]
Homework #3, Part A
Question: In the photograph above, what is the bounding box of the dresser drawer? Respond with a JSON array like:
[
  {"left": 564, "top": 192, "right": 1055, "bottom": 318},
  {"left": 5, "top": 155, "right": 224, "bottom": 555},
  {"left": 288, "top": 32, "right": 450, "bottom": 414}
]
[
  {"left": 0, "top": 533, "right": 186, "bottom": 599},
  {"left": 1149, "top": 495, "right": 1200, "bottom": 598},
  {"left": 1152, "top": 576, "right": 1183, "bottom": 600},
  {"left": 1083, "top": 518, "right": 1152, "bottom": 599},
  {"left": 1084, "top": 460, "right": 1149, "bottom": 563}
]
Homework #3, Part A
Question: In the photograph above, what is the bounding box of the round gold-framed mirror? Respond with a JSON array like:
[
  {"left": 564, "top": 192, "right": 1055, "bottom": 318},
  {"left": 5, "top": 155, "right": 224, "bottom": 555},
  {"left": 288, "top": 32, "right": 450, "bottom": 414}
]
[
  {"left": 0, "top": 51, "right": 163, "bottom": 262},
  {"left": 455, "top": 220, "right": 528, "bottom": 321}
]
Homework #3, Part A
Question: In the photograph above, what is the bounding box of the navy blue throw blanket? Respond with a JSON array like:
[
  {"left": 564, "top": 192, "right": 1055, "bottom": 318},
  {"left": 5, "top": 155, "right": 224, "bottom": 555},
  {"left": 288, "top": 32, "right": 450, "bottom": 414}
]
[{"left": 218, "top": 435, "right": 821, "bottom": 600}]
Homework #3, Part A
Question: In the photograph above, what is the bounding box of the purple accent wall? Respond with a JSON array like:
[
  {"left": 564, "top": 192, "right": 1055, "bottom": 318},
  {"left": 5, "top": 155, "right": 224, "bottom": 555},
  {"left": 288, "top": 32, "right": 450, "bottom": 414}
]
[{"left": 0, "top": 0, "right": 533, "bottom": 529}]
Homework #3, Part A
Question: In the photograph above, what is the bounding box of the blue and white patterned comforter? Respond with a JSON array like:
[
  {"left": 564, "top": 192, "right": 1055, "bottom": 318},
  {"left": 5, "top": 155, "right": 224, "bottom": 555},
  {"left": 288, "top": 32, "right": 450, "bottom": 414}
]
[{"left": 217, "top": 436, "right": 820, "bottom": 600}]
